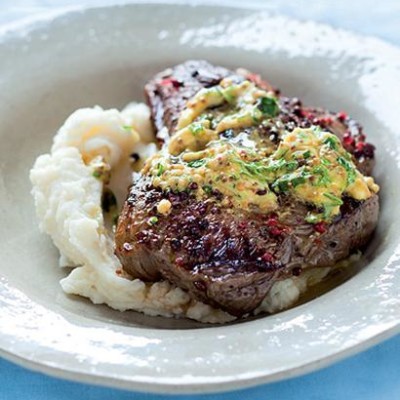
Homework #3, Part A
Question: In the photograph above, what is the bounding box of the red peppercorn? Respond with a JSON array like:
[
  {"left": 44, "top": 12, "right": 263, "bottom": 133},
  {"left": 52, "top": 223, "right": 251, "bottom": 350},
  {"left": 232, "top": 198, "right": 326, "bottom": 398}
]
[
  {"left": 269, "top": 227, "right": 283, "bottom": 236},
  {"left": 315, "top": 116, "right": 333, "bottom": 126},
  {"left": 314, "top": 222, "right": 327, "bottom": 234},
  {"left": 314, "top": 238, "right": 322, "bottom": 245},
  {"left": 238, "top": 221, "right": 248, "bottom": 230},
  {"left": 337, "top": 111, "right": 348, "bottom": 121},
  {"left": 261, "top": 252, "right": 274, "bottom": 263},
  {"left": 266, "top": 217, "right": 278, "bottom": 227},
  {"left": 355, "top": 142, "right": 365, "bottom": 150},
  {"left": 160, "top": 77, "right": 181, "bottom": 89},
  {"left": 322, "top": 116, "right": 333, "bottom": 125},
  {"left": 362, "top": 143, "right": 375, "bottom": 158},
  {"left": 175, "top": 257, "right": 185, "bottom": 267},
  {"left": 300, "top": 110, "right": 314, "bottom": 120},
  {"left": 265, "top": 212, "right": 278, "bottom": 222},
  {"left": 245, "top": 72, "right": 270, "bottom": 90},
  {"left": 246, "top": 72, "right": 259, "bottom": 83},
  {"left": 342, "top": 132, "right": 355, "bottom": 147}
]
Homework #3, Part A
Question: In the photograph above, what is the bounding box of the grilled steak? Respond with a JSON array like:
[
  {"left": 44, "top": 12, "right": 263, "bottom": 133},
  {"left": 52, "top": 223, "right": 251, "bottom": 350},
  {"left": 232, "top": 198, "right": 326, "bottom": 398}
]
[{"left": 115, "top": 60, "right": 379, "bottom": 317}]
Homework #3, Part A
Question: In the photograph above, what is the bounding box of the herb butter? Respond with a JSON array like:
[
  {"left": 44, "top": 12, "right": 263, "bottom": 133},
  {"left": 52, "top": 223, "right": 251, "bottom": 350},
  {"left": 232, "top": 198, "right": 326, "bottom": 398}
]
[
  {"left": 142, "top": 81, "right": 379, "bottom": 222},
  {"left": 169, "top": 77, "right": 279, "bottom": 156}
]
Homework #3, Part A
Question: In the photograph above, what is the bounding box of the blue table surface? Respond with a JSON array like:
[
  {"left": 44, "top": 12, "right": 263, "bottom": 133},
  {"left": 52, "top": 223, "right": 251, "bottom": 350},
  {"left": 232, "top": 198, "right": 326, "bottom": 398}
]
[{"left": 1, "top": 1, "right": 399, "bottom": 399}]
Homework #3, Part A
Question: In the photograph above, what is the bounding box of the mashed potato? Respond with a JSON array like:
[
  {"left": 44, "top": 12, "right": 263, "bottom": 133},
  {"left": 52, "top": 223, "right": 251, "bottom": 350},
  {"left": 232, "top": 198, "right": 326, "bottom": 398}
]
[{"left": 30, "top": 103, "right": 341, "bottom": 323}]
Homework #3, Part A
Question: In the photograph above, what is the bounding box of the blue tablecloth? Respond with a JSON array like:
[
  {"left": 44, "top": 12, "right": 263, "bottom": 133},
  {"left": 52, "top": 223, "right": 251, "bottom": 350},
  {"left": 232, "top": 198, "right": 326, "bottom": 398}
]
[
  {"left": 1, "top": 335, "right": 400, "bottom": 399},
  {"left": 1, "top": 1, "right": 399, "bottom": 399}
]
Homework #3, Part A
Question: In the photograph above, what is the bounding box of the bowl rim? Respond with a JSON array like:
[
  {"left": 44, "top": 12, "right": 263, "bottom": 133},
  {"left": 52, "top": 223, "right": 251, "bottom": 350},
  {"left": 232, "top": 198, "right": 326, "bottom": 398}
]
[{"left": 1, "top": 0, "right": 400, "bottom": 394}]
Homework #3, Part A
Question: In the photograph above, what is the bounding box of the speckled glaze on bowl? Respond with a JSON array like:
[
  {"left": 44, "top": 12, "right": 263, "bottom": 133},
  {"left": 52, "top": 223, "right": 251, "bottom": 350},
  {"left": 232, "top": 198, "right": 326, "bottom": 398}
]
[{"left": 0, "top": 1, "right": 400, "bottom": 394}]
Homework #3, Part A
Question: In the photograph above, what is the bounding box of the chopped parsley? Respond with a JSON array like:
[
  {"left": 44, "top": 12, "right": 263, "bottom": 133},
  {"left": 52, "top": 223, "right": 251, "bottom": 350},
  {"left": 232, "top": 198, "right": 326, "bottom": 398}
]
[
  {"left": 305, "top": 213, "right": 320, "bottom": 223},
  {"left": 312, "top": 165, "right": 331, "bottom": 186},
  {"left": 148, "top": 216, "right": 159, "bottom": 226},
  {"left": 324, "top": 136, "right": 339, "bottom": 150},
  {"left": 323, "top": 193, "right": 343, "bottom": 206},
  {"left": 337, "top": 156, "right": 357, "bottom": 184},
  {"left": 272, "top": 171, "right": 308, "bottom": 192},
  {"left": 257, "top": 97, "right": 280, "bottom": 117},
  {"left": 221, "top": 87, "right": 236, "bottom": 104},
  {"left": 187, "top": 159, "right": 206, "bottom": 168},
  {"left": 122, "top": 125, "right": 133, "bottom": 132},
  {"left": 266, "top": 158, "right": 298, "bottom": 172},
  {"left": 202, "top": 185, "right": 213, "bottom": 195},
  {"left": 251, "top": 109, "right": 262, "bottom": 123},
  {"left": 321, "top": 158, "right": 332, "bottom": 166},
  {"left": 156, "top": 163, "right": 165, "bottom": 176},
  {"left": 291, "top": 176, "right": 306, "bottom": 187},
  {"left": 236, "top": 159, "right": 271, "bottom": 182},
  {"left": 189, "top": 122, "right": 205, "bottom": 136},
  {"left": 273, "top": 179, "right": 289, "bottom": 192}
]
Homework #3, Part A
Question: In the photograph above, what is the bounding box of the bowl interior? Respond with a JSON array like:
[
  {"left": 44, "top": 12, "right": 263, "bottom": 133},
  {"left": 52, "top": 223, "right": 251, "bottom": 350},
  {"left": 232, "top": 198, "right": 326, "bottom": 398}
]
[
  {"left": 0, "top": 4, "right": 396, "bottom": 331},
  {"left": 0, "top": 4, "right": 400, "bottom": 393}
]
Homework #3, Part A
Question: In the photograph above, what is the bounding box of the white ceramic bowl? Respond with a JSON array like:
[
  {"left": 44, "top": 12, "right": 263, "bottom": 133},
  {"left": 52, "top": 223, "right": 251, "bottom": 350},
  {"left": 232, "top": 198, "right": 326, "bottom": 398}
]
[{"left": 0, "top": 2, "right": 400, "bottom": 394}]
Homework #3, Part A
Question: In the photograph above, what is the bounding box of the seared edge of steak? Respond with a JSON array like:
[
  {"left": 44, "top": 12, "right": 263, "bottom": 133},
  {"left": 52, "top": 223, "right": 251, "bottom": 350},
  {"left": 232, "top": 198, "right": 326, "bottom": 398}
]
[{"left": 115, "top": 177, "right": 379, "bottom": 316}]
